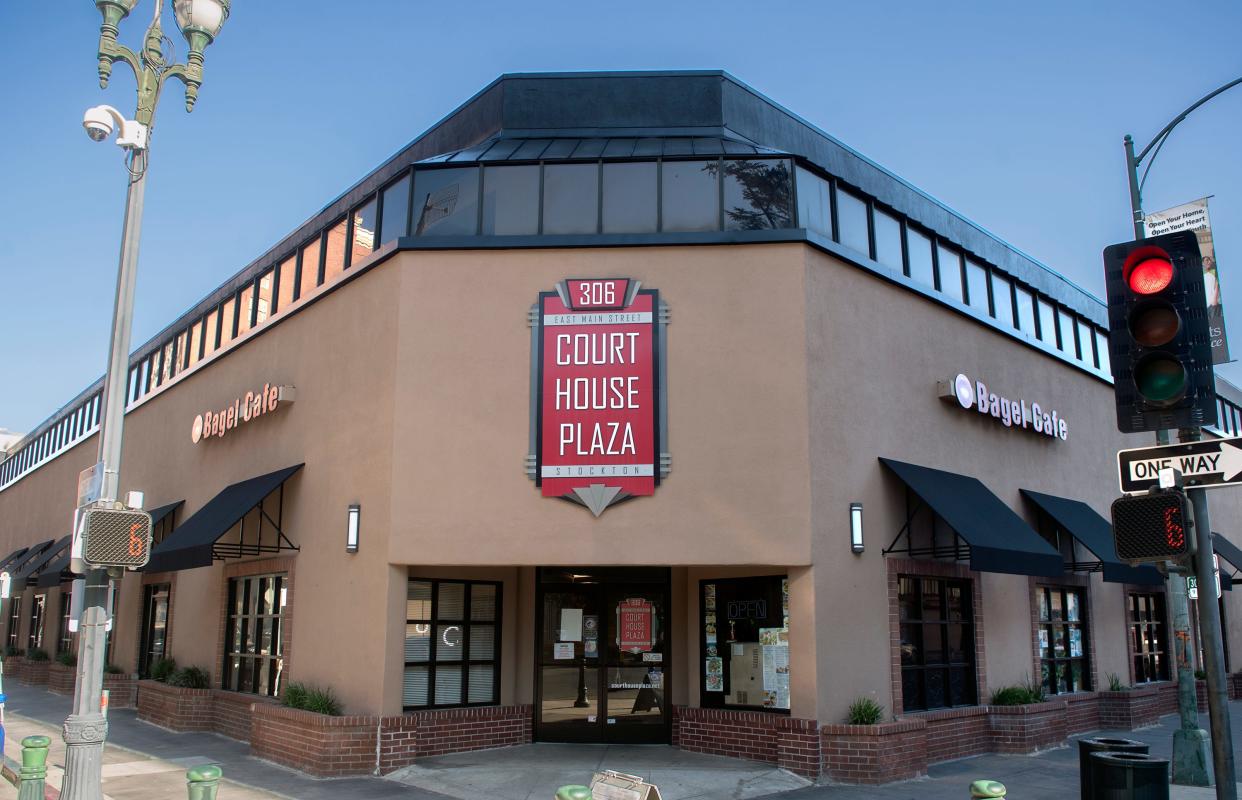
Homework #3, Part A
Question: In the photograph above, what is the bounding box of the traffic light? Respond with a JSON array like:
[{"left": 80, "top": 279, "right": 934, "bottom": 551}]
[
  {"left": 1103, "top": 229, "right": 1216, "bottom": 433},
  {"left": 1111, "top": 490, "right": 1192, "bottom": 563},
  {"left": 80, "top": 504, "right": 152, "bottom": 568}
]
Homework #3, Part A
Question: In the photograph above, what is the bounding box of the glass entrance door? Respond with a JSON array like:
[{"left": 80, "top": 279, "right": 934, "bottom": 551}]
[{"left": 536, "top": 568, "right": 670, "bottom": 744}]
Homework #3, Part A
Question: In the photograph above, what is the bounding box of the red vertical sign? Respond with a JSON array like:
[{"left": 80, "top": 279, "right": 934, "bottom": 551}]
[
  {"left": 538, "top": 279, "right": 658, "bottom": 510},
  {"left": 617, "top": 598, "right": 654, "bottom": 653}
]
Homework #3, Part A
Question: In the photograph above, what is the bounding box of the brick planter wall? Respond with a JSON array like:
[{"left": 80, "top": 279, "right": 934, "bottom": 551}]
[
  {"left": 388, "top": 705, "right": 533, "bottom": 763},
  {"left": 20, "top": 659, "right": 49, "bottom": 686},
  {"left": 1098, "top": 685, "right": 1164, "bottom": 730},
  {"left": 210, "top": 690, "right": 275, "bottom": 743},
  {"left": 821, "top": 720, "right": 926, "bottom": 784},
  {"left": 989, "top": 700, "right": 1067, "bottom": 754},
  {"left": 672, "top": 706, "right": 821, "bottom": 777},
  {"left": 47, "top": 663, "right": 74, "bottom": 695},
  {"left": 103, "top": 674, "right": 137, "bottom": 709},
  {"left": 1065, "top": 693, "right": 1101, "bottom": 734},
  {"left": 1196, "top": 679, "right": 1208, "bottom": 712},
  {"left": 2, "top": 656, "right": 24, "bottom": 684},
  {"left": 136, "top": 680, "right": 213, "bottom": 732},
  {"left": 1231, "top": 673, "right": 1242, "bottom": 700},
  {"left": 923, "top": 706, "right": 991, "bottom": 762},
  {"left": 250, "top": 704, "right": 378, "bottom": 777}
]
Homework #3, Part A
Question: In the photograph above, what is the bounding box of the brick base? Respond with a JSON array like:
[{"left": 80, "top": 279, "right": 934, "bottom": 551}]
[
  {"left": 103, "top": 674, "right": 138, "bottom": 709},
  {"left": 2, "top": 656, "right": 23, "bottom": 684},
  {"left": 672, "top": 706, "right": 820, "bottom": 777},
  {"left": 1098, "top": 685, "right": 1167, "bottom": 730},
  {"left": 47, "top": 663, "right": 74, "bottom": 694},
  {"left": 821, "top": 720, "right": 926, "bottom": 784},
  {"left": 19, "top": 660, "right": 49, "bottom": 686},
  {"left": 136, "top": 680, "right": 213, "bottom": 731},
  {"left": 988, "top": 700, "right": 1067, "bottom": 753}
]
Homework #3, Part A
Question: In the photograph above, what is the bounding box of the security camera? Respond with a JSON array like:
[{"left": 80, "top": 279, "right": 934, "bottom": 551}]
[
  {"left": 83, "top": 105, "right": 114, "bottom": 142},
  {"left": 82, "top": 105, "right": 148, "bottom": 150}
]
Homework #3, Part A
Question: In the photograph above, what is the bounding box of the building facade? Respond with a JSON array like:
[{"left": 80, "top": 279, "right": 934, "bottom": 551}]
[{"left": 3, "top": 72, "right": 1242, "bottom": 782}]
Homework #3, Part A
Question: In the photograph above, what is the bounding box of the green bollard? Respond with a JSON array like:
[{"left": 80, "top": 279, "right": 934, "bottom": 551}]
[
  {"left": 969, "top": 779, "right": 1006, "bottom": 798},
  {"left": 17, "top": 735, "right": 50, "bottom": 800},
  {"left": 187, "top": 764, "right": 223, "bottom": 800},
  {"left": 555, "top": 785, "right": 592, "bottom": 800}
]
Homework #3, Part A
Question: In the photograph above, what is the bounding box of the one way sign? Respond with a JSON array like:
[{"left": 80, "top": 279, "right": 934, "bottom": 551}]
[{"left": 1117, "top": 438, "right": 1242, "bottom": 493}]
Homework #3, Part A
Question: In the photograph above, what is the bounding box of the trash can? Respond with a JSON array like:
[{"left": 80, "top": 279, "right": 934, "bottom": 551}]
[
  {"left": 1089, "top": 752, "right": 1169, "bottom": 800},
  {"left": 1078, "top": 737, "right": 1149, "bottom": 800}
]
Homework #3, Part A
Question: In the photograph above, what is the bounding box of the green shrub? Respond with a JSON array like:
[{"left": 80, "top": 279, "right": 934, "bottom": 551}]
[
  {"left": 26, "top": 649, "right": 49, "bottom": 663},
  {"left": 282, "top": 681, "right": 341, "bottom": 716},
  {"left": 1195, "top": 669, "right": 1207, "bottom": 680},
  {"left": 56, "top": 651, "right": 76, "bottom": 667},
  {"left": 4, "top": 646, "right": 22, "bottom": 658},
  {"left": 104, "top": 664, "right": 124, "bottom": 675},
  {"left": 150, "top": 657, "right": 177, "bottom": 683},
  {"left": 168, "top": 666, "right": 210, "bottom": 689},
  {"left": 990, "top": 682, "right": 1046, "bottom": 706},
  {"left": 1107, "top": 673, "right": 1130, "bottom": 692},
  {"left": 845, "top": 696, "right": 885, "bottom": 725}
]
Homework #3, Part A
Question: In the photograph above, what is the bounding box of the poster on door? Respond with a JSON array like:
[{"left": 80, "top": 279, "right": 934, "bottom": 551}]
[{"left": 617, "top": 598, "right": 654, "bottom": 653}]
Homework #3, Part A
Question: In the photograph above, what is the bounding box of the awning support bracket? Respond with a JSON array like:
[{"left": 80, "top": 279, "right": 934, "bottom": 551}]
[
  {"left": 211, "top": 483, "right": 300, "bottom": 561},
  {"left": 882, "top": 487, "right": 970, "bottom": 561}
]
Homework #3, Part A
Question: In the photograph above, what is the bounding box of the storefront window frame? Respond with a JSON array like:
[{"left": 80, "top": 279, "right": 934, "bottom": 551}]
[
  {"left": 403, "top": 577, "right": 502, "bottom": 711},
  {"left": 57, "top": 590, "right": 72, "bottom": 657},
  {"left": 898, "top": 575, "right": 977, "bottom": 712},
  {"left": 7, "top": 595, "right": 22, "bottom": 652},
  {"left": 222, "top": 572, "right": 287, "bottom": 697},
  {"left": 1129, "top": 591, "right": 1170, "bottom": 683},
  {"left": 697, "top": 575, "right": 791, "bottom": 714},
  {"left": 1035, "top": 585, "right": 1091, "bottom": 695},
  {"left": 139, "top": 583, "right": 171, "bottom": 678},
  {"left": 26, "top": 594, "right": 45, "bottom": 653}
]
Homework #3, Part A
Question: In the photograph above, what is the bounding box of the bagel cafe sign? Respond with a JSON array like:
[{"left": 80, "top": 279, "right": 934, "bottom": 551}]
[
  {"left": 191, "top": 383, "right": 296, "bottom": 444},
  {"left": 938, "top": 373, "right": 1069, "bottom": 441}
]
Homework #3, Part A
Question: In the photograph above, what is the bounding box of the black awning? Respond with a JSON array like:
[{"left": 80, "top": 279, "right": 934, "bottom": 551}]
[
  {"left": 1212, "top": 533, "right": 1241, "bottom": 592},
  {"left": 1021, "top": 489, "right": 1164, "bottom": 586},
  {"left": 146, "top": 465, "right": 303, "bottom": 573},
  {"left": 13, "top": 535, "right": 71, "bottom": 586},
  {"left": 0, "top": 547, "right": 30, "bottom": 572},
  {"left": 149, "top": 501, "right": 184, "bottom": 528},
  {"left": 879, "top": 458, "right": 1063, "bottom": 577},
  {"left": 5, "top": 540, "right": 54, "bottom": 577},
  {"left": 36, "top": 553, "right": 73, "bottom": 588}
]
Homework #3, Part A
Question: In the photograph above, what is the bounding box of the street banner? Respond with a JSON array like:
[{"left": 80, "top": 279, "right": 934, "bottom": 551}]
[{"left": 1145, "top": 198, "right": 1230, "bottom": 364}]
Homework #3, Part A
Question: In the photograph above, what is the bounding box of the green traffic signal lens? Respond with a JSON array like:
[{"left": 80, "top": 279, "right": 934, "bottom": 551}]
[
  {"left": 1133, "top": 354, "right": 1187, "bottom": 406},
  {"left": 1128, "top": 302, "right": 1180, "bottom": 348}
]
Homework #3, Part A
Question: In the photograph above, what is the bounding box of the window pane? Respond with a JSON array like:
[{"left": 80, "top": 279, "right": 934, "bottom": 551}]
[
  {"left": 965, "top": 259, "right": 989, "bottom": 314},
  {"left": 873, "top": 208, "right": 902, "bottom": 271},
  {"left": 323, "top": 218, "right": 347, "bottom": 282},
  {"left": 1076, "top": 319, "right": 1094, "bottom": 365},
  {"left": 471, "top": 584, "right": 496, "bottom": 621},
  {"left": 482, "top": 165, "right": 540, "bottom": 235},
  {"left": 276, "top": 256, "right": 296, "bottom": 313},
  {"left": 991, "top": 273, "right": 1014, "bottom": 327},
  {"left": 836, "top": 188, "right": 868, "bottom": 255},
  {"left": 380, "top": 174, "right": 411, "bottom": 243},
  {"left": 1037, "top": 298, "right": 1056, "bottom": 345},
  {"left": 722, "top": 159, "right": 792, "bottom": 230},
  {"left": 203, "top": 311, "right": 218, "bottom": 357},
  {"left": 413, "top": 168, "right": 479, "bottom": 236},
  {"left": 351, "top": 199, "right": 377, "bottom": 259},
  {"left": 937, "top": 245, "right": 964, "bottom": 302},
  {"left": 795, "top": 167, "right": 831, "bottom": 239},
  {"left": 237, "top": 286, "right": 255, "bottom": 335},
  {"left": 602, "top": 162, "right": 657, "bottom": 234},
  {"left": 162, "top": 341, "right": 176, "bottom": 382},
  {"left": 256, "top": 270, "right": 274, "bottom": 326},
  {"left": 1016, "top": 286, "right": 1037, "bottom": 335},
  {"left": 299, "top": 237, "right": 321, "bottom": 297},
  {"left": 907, "top": 228, "right": 934, "bottom": 289},
  {"left": 404, "top": 666, "right": 429, "bottom": 707},
  {"left": 1055, "top": 308, "right": 1074, "bottom": 354},
  {"left": 188, "top": 320, "right": 203, "bottom": 366},
  {"left": 438, "top": 583, "right": 465, "bottom": 620},
  {"left": 468, "top": 664, "right": 495, "bottom": 703},
  {"left": 543, "top": 163, "right": 599, "bottom": 235},
  {"left": 1096, "top": 331, "right": 1111, "bottom": 374},
  {"left": 469, "top": 625, "right": 495, "bottom": 660},
  {"left": 436, "top": 625, "right": 463, "bottom": 660},
  {"left": 435, "top": 665, "right": 462, "bottom": 705},
  {"left": 174, "top": 330, "right": 188, "bottom": 372},
  {"left": 661, "top": 160, "right": 719, "bottom": 232},
  {"left": 405, "top": 623, "right": 430, "bottom": 662},
  {"left": 407, "top": 581, "right": 432, "bottom": 619}
]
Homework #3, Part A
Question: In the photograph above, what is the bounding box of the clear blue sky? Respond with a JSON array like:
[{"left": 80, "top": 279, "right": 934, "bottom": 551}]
[{"left": 2, "top": 0, "right": 1241, "bottom": 434}]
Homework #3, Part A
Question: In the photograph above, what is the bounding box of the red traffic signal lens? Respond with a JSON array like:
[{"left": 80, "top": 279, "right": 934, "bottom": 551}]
[
  {"left": 1133, "top": 353, "right": 1187, "bottom": 406},
  {"left": 1123, "top": 247, "right": 1175, "bottom": 295},
  {"left": 1128, "top": 302, "right": 1181, "bottom": 348}
]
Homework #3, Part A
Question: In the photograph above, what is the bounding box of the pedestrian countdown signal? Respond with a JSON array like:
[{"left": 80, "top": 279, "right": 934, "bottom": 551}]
[
  {"left": 80, "top": 505, "right": 152, "bottom": 568},
  {"left": 1111, "top": 490, "right": 1192, "bottom": 564}
]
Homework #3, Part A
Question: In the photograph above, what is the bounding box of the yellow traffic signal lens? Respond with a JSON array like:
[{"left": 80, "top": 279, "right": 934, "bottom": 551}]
[{"left": 1129, "top": 302, "right": 1180, "bottom": 348}]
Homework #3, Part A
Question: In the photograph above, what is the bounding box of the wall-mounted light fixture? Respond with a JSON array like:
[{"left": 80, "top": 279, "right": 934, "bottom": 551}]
[
  {"left": 346, "top": 504, "right": 360, "bottom": 553},
  {"left": 850, "top": 502, "right": 864, "bottom": 554}
]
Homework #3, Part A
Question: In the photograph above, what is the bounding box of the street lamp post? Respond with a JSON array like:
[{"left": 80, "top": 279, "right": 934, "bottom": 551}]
[
  {"left": 63, "top": 3, "right": 228, "bottom": 799},
  {"left": 1122, "top": 76, "right": 1242, "bottom": 800}
]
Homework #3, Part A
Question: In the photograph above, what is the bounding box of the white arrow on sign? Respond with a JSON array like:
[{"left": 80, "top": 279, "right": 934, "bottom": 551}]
[{"left": 1127, "top": 439, "right": 1242, "bottom": 483}]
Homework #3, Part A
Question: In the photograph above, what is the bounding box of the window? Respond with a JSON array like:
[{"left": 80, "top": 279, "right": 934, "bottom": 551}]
[
  {"left": 255, "top": 270, "right": 274, "bottom": 326},
  {"left": 602, "top": 162, "right": 657, "bottom": 234},
  {"left": 298, "top": 237, "right": 322, "bottom": 298},
  {"left": 276, "top": 256, "right": 296, "bottom": 314},
  {"left": 1076, "top": 319, "right": 1095, "bottom": 366},
  {"left": 721, "top": 159, "right": 792, "bottom": 230},
  {"left": 413, "top": 168, "right": 479, "bottom": 236},
  {"left": 1055, "top": 308, "right": 1075, "bottom": 355},
  {"left": 26, "top": 594, "right": 45, "bottom": 653},
  {"left": 543, "top": 163, "right": 599, "bottom": 235},
  {"left": 795, "top": 167, "right": 831, "bottom": 239},
  {"left": 483, "top": 165, "right": 540, "bottom": 236},
  {"left": 404, "top": 578, "right": 500, "bottom": 709},
  {"left": 1037, "top": 586, "right": 1089, "bottom": 694},
  {"left": 1036, "top": 297, "right": 1057, "bottom": 347},
  {"left": 835, "top": 187, "right": 869, "bottom": 255},
  {"left": 899, "top": 576, "right": 976, "bottom": 711},
  {"left": 699, "top": 575, "right": 789, "bottom": 711},
  {"left": 7, "top": 595, "right": 22, "bottom": 651},
  {"left": 139, "top": 584, "right": 170, "bottom": 678},
  {"left": 965, "top": 259, "right": 989, "bottom": 314},
  {"left": 937, "top": 244, "right": 964, "bottom": 303},
  {"left": 661, "top": 160, "right": 719, "bottom": 232},
  {"left": 188, "top": 319, "right": 203, "bottom": 367},
  {"left": 350, "top": 198, "right": 377, "bottom": 261},
  {"left": 1130, "top": 592, "right": 1169, "bottom": 682},
  {"left": 203, "top": 309, "right": 219, "bottom": 358},
  {"left": 873, "top": 208, "right": 903, "bottom": 271},
  {"left": 219, "top": 297, "right": 236, "bottom": 346},
  {"left": 237, "top": 285, "right": 255, "bottom": 336},
  {"left": 1016, "top": 286, "right": 1037, "bottom": 336},
  {"left": 1095, "top": 330, "right": 1111, "bottom": 374},
  {"left": 323, "top": 218, "right": 347, "bottom": 281},
  {"left": 57, "top": 592, "right": 72, "bottom": 656},
  {"left": 379, "top": 173, "right": 411, "bottom": 243},
  {"left": 224, "top": 573, "right": 287, "bottom": 696},
  {"left": 906, "top": 228, "right": 935, "bottom": 289}
]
